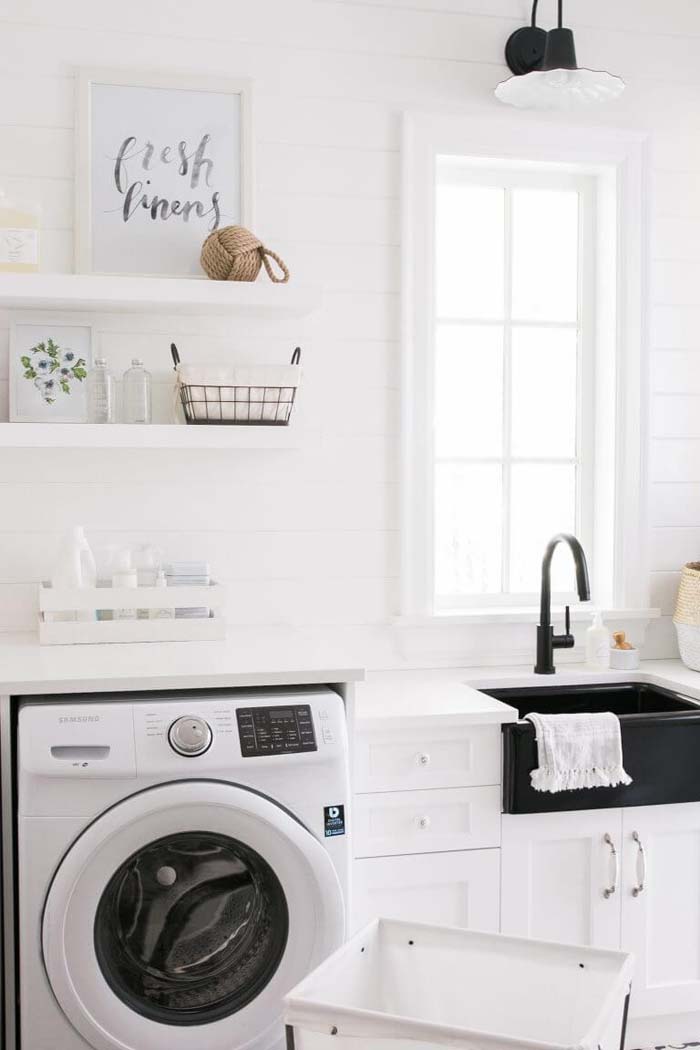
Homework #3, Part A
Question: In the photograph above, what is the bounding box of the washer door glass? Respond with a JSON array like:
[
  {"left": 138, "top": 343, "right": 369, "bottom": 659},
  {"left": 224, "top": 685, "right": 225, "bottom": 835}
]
[{"left": 94, "top": 831, "right": 288, "bottom": 1026}]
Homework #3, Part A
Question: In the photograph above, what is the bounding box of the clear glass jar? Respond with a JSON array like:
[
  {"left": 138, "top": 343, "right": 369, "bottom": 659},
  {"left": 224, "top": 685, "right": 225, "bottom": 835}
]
[
  {"left": 86, "top": 359, "right": 116, "bottom": 424},
  {"left": 123, "top": 358, "right": 152, "bottom": 424}
]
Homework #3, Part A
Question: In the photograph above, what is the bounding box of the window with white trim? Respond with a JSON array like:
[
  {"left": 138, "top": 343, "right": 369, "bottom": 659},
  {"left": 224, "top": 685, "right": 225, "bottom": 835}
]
[
  {"left": 432, "top": 161, "right": 595, "bottom": 610},
  {"left": 402, "top": 116, "right": 649, "bottom": 624}
]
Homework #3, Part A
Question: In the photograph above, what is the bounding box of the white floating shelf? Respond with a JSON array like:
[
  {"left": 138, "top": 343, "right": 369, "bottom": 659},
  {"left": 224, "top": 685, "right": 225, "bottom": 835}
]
[
  {"left": 0, "top": 273, "right": 321, "bottom": 317},
  {"left": 0, "top": 422, "right": 302, "bottom": 449}
]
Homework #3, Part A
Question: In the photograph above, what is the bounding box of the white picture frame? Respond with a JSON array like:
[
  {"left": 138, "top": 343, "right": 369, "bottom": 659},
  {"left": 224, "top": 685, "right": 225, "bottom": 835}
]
[
  {"left": 9, "top": 314, "right": 94, "bottom": 423},
  {"left": 76, "top": 68, "right": 253, "bottom": 278}
]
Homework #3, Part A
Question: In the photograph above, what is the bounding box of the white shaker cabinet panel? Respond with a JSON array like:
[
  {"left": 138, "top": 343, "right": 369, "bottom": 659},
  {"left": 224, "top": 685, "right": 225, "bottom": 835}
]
[
  {"left": 501, "top": 810, "right": 623, "bottom": 950},
  {"left": 621, "top": 803, "right": 700, "bottom": 1018},
  {"left": 352, "top": 849, "right": 500, "bottom": 934},
  {"left": 354, "top": 786, "right": 501, "bottom": 859},
  {"left": 354, "top": 723, "right": 501, "bottom": 794}
]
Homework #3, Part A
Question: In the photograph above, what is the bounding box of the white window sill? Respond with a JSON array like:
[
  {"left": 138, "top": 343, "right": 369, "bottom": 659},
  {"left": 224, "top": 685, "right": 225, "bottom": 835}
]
[{"left": 395, "top": 607, "right": 662, "bottom": 628}]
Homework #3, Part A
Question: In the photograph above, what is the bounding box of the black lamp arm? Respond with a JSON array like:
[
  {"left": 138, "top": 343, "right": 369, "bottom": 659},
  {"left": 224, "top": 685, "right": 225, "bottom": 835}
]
[{"left": 531, "top": 0, "right": 564, "bottom": 28}]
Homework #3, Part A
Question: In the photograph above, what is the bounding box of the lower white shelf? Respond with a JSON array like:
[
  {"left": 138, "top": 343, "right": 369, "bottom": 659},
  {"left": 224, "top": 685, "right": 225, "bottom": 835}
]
[{"left": 0, "top": 422, "right": 301, "bottom": 449}]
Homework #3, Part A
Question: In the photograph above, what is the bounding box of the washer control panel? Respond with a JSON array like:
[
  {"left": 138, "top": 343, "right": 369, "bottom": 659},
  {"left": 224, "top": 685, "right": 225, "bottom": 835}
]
[{"left": 236, "top": 705, "right": 317, "bottom": 756}]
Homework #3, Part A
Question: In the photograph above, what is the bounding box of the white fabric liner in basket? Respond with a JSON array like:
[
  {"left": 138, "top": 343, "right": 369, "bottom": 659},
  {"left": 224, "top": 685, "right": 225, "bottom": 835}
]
[
  {"left": 175, "top": 362, "right": 302, "bottom": 423},
  {"left": 673, "top": 562, "right": 700, "bottom": 671},
  {"left": 675, "top": 622, "right": 700, "bottom": 672},
  {"left": 285, "top": 919, "right": 634, "bottom": 1050}
]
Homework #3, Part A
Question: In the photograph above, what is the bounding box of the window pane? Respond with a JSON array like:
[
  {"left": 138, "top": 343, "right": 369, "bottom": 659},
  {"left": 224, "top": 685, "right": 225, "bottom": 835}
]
[
  {"left": 435, "top": 182, "right": 504, "bottom": 320},
  {"left": 435, "top": 463, "right": 502, "bottom": 597},
  {"left": 509, "top": 464, "right": 576, "bottom": 594},
  {"left": 511, "top": 327, "right": 578, "bottom": 458},
  {"left": 512, "top": 188, "right": 579, "bottom": 322},
  {"left": 435, "top": 324, "right": 503, "bottom": 458}
]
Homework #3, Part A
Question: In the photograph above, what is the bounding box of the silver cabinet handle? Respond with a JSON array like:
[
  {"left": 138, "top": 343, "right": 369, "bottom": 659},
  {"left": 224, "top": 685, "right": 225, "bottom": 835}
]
[
  {"left": 603, "top": 833, "right": 618, "bottom": 899},
  {"left": 417, "top": 752, "right": 431, "bottom": 768},
  {"left": 632, "top": 831, "right": 646, "bottom": 896}
]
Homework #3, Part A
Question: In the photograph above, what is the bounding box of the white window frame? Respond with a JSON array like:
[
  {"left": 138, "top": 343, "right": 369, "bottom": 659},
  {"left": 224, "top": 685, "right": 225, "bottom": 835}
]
[
  {"left": 400, "top": 112, "right": 651, "bottom": 624},
  {"left": 434, "top": 163, "right": 595, "bottom": 610}
]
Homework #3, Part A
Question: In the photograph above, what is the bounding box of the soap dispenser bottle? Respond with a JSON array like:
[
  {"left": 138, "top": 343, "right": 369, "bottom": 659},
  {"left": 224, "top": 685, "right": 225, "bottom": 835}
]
[
  {"left": 150, "top": 570, "right": 174, "bottom": 620},
  {"left": 586, "top": 610, "right": 609, "bottom": 669},
  {"left": 112, "top": 550, "right": 138, "bottom": 621}
]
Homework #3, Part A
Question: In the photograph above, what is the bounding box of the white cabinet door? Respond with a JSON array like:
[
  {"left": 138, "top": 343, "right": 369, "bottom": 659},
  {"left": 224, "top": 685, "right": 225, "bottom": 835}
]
[
  {"left": 621, "top": 803, "right": 700, "bottom": 1018},
  {"left": 352, "top": 849, "right": 500, "bottom": 934},
  {"left": 501, "top": 810, "right": 623, "bottom": 950}
]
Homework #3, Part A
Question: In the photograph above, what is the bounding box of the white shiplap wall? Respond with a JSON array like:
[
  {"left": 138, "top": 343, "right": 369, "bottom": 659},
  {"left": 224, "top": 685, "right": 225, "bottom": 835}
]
[{"left": 0, "top": 0, "right": 697, "bottom": 662}]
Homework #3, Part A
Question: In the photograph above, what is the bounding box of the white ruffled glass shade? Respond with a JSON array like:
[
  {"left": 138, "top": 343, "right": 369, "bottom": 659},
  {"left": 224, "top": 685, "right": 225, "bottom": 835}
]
[{"left": 495, "top": 67, "right": 625, "bottom": 110}]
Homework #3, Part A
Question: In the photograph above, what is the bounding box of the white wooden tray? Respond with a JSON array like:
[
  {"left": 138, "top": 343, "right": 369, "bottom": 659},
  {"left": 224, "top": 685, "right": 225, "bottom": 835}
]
[{"left": 38, "top": 581, "right": 226, "bottom": 645}]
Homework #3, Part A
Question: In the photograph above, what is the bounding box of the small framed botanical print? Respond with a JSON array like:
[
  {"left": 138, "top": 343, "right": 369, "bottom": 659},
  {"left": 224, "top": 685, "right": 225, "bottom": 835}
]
[
  {"left": 76, "top": 68, "right": 253, "bottom": 277},
  {"left": 9, "top": 315, "right": 93, "bottom": 423}
]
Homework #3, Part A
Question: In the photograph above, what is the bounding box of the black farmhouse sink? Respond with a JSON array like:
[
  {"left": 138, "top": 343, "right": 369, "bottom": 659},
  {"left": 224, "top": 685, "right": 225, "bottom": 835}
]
[{"left": 482, "top": 682, "right": 700, "bottom": 814}]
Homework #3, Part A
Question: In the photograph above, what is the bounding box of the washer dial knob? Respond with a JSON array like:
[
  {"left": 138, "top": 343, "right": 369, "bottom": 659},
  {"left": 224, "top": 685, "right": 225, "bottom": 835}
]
[{"left": 168, "top": 716, "right": 212, "bottom": 757}]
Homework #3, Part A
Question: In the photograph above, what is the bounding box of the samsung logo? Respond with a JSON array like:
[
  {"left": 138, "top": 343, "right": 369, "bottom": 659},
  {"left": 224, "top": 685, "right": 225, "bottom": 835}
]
[{"left": 59, "top": 715, "right": 100, "bottom": 724}]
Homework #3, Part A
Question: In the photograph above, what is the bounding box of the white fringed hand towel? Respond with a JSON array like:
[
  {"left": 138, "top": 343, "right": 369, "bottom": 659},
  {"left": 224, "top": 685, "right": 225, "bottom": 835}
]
[{"left": 526, "top": 711, "right": 633, "bottom": 793}]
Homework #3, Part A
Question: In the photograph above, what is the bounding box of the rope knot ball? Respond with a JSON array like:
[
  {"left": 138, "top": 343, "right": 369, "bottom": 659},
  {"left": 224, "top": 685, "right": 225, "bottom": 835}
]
[{"left": 200, "top": 225, "right": 290, "bottom": 283}]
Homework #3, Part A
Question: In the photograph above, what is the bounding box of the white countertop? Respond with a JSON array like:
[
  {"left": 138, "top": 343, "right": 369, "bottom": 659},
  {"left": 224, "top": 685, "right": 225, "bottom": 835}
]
[
  {"left": 464, "top": 660, "right": 700, "bottom": 700},
  {"left": 355, "top": 671, "right": 519, "bottom": 729},
  {"left": 2, "top": 628, "right": 700, "bottom": 731},
  {"left": 0, "top": 629, "right": 365, "bottom": 696},
  {"left": 355, "top": 660, "right": 700, "bottom": 728}
]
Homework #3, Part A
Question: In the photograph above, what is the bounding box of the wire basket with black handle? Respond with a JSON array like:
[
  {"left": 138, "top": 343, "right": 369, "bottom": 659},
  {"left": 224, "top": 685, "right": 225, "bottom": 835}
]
[{"left": 171, "top": 344, "right": 302, "bottom": 426}]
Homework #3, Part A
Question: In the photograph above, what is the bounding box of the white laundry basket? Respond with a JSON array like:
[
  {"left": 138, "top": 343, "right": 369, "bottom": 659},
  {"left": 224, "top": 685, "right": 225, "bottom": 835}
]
[{"left": 284, "top": 919, "right": 633, "bottom": 1050}]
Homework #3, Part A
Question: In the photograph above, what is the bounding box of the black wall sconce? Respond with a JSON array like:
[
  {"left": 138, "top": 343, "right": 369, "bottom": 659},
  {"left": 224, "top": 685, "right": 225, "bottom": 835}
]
[{"left": 495, "top": 0, "right": 625, "bottom": 110}]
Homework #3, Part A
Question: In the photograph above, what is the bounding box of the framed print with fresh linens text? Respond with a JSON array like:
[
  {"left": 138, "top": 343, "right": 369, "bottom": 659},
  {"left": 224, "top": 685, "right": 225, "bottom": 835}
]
[{"left": 76, "top": 68, "right": 253, "bottom": 277}]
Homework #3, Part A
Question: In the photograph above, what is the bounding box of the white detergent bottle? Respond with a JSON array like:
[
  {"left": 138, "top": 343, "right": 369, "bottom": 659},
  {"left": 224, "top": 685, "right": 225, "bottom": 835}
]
[
  {"left": 75, "top": 527, "right": 97, "bottom": 622},
  {"left": 586, "top": 610, "right": 609, "bottom": 669},
  {"left": 50, "top": 526, "right": 96, "bottom": 622}
]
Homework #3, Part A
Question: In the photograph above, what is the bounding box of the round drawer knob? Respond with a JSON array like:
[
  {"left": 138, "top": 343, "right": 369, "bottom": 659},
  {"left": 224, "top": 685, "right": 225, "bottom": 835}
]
[
  {"left": 417, "top": 815, "right": 431, "bottom": 830},
  {"left": 168, "top": 715, "right": 212, "bottom": 757},
  {"left": 417, "top": 752, "right": 431, "bottom": 767}
]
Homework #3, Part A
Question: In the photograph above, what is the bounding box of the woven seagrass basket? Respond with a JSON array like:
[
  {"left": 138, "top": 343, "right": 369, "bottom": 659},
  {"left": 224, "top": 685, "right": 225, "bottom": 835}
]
[{"left": 673, "top": 562, "right": 700, "bottom": 670}]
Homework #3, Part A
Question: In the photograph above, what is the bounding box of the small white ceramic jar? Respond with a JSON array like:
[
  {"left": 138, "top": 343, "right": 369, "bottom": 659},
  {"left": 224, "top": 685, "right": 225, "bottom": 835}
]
[{"left": 609, "top": 647, "right": 640, "bottom": 671}]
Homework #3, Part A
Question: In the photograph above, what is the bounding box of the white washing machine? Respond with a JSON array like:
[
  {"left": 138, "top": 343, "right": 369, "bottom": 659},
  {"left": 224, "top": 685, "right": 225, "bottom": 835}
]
[{"left": 18, "top": 686, "right": 350, "bottom": 1050}]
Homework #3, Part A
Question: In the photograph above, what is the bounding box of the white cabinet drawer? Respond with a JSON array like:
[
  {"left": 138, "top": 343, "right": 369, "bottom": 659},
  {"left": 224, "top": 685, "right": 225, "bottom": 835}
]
[
  {"left": 354, "top": 786, "right": 501, "bottom": 859},
  {"left": 354, "top": 723, "right": 500, "bottom": 793},
  {"left": 352, "top": 848, "right": 500, "bottom": 933}
]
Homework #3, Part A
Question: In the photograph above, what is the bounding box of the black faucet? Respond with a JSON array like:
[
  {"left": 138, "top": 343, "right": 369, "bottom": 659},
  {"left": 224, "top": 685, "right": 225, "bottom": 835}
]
[{"left": 535, "top": 533, "right": 591, "bottom": 675}]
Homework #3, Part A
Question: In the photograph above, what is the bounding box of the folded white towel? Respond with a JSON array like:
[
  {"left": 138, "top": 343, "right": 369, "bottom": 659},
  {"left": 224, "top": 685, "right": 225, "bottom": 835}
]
[{"left": 526, "top": 711, "right": 633, "bottom": 793}]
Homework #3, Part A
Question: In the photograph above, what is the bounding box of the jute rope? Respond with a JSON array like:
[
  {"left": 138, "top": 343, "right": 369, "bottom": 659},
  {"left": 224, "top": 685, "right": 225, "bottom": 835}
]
[{"left": 200, "top": 225, "right": 290, "bottom": 283}]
